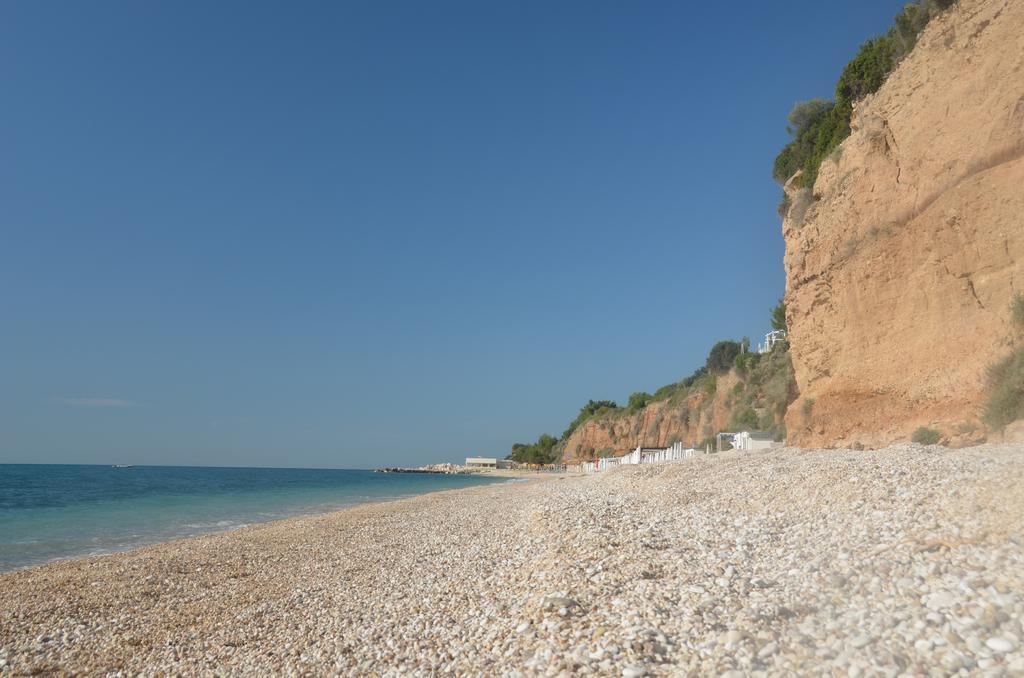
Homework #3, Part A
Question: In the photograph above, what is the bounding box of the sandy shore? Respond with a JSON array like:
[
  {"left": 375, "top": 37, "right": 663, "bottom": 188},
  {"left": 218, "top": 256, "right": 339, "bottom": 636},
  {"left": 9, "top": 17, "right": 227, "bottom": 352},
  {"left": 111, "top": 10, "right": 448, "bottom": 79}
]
[{"left": 2, "top": 444, "right": 1023, "bottom": 675}]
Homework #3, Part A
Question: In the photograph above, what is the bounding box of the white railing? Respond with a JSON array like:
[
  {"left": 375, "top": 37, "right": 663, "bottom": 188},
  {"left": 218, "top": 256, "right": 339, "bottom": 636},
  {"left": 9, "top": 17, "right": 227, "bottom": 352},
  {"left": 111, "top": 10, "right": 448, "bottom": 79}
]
[
  {"left": 758, "top": 329, "right": 787, "bottom": 354},
  {"left": 570, "top": 441, "right": 698, "bottom": 474}
]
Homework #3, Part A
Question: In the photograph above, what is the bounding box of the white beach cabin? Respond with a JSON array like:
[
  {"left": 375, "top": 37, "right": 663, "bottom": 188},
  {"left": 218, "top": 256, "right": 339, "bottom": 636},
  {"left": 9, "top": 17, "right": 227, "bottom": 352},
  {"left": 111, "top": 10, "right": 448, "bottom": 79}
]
[{"left": 465, "top": 457, "right": 497, "bottom": 469}]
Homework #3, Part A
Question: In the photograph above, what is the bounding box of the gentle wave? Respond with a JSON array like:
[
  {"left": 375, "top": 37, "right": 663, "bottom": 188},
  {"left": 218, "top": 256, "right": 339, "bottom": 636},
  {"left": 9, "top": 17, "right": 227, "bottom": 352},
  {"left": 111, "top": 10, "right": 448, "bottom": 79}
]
[{"left": 0, "top": 465, "right": 507, "bottom": 572}]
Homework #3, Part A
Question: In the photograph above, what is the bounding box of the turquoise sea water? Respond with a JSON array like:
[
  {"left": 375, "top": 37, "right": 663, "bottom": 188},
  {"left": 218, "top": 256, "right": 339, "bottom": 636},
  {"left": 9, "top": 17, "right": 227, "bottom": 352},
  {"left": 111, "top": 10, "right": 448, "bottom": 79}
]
[{"left": 0, "top": 464, "right": 506, "bottom": 572}]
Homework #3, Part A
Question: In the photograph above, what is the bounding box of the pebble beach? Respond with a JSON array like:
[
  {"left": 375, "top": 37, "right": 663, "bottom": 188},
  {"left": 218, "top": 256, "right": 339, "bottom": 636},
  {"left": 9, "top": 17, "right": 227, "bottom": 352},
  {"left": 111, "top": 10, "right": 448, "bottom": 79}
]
[{"left": 2, "top": 444, "right": 1023, "bottom": 676}]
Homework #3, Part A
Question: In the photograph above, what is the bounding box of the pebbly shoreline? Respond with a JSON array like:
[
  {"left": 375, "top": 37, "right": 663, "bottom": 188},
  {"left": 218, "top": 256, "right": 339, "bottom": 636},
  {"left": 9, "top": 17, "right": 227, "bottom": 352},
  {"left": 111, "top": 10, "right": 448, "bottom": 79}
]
[{"left": 1, "top": 444, "right": 1023, "bottom": 675}]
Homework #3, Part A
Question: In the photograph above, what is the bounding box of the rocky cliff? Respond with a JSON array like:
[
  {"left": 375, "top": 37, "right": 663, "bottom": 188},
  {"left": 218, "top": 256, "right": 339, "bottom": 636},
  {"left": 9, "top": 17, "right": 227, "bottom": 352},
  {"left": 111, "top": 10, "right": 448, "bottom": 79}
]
[
  {"left": 561, "top": 346, "right": 796, "bottom": 462},
  {"left": 782, "top": 0, "right": 1024, "bottom": 447},
  {"left": 562, "top": 372, "right": 740, "bottom": 462}
]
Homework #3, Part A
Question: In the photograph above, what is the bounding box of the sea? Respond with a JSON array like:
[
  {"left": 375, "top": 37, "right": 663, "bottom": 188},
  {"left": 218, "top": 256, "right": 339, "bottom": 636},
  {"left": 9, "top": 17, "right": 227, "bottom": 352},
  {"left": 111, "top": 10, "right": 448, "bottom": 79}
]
[{"left": 0, "top": 464, "right": 507, "bottom": 573}]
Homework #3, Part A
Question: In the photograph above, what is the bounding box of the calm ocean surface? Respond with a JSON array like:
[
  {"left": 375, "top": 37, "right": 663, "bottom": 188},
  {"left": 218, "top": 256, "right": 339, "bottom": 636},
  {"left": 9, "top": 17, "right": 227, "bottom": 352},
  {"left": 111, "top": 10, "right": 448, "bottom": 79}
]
[{"left": 0, "top": 464, "right": 507, "bottom": 572}]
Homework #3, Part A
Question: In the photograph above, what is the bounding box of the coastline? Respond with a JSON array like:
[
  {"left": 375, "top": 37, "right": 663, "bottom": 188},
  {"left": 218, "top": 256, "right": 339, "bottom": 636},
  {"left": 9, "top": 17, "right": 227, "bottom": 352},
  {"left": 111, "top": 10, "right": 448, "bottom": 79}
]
[
  {"left": 2, "top": 444, "right": 1023, "bottom": 674},
  {"left": 0, "top": 468, "right": 514, "bottom": 574}
]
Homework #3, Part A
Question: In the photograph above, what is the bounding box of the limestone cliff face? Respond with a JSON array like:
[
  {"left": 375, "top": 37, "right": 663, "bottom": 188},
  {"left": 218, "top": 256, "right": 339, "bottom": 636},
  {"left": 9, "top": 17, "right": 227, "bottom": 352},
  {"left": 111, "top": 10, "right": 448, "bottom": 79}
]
[
  {"left": 562, "top": 373, "right": 741, "bottom": 462},
  {"left": 783, "top": 0, "right": 1024, "bottom": 447}
]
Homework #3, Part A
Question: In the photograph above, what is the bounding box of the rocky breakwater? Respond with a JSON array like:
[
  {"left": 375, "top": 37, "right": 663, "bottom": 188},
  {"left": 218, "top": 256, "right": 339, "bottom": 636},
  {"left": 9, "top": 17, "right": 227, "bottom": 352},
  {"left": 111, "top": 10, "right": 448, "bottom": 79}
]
[{"left": 782, "top": 0, "right": 1024, "bottom": 447}]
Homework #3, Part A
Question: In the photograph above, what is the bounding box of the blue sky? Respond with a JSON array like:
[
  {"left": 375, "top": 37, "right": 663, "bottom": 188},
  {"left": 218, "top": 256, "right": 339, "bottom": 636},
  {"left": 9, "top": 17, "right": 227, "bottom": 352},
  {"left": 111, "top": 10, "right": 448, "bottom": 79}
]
[{"left": 1, "top": 1, "right": 907, "bottom": 468}]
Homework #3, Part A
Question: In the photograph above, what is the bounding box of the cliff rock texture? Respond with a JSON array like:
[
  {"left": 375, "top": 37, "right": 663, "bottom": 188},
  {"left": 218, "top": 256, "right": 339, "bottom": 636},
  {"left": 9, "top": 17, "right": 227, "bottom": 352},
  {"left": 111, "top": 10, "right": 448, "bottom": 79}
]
[
  {"left": 562, "top": 373, "right": 741, "bottom": 462},
  {"left": 783, "top": 0, "right": 1024, "bottom": 447}
]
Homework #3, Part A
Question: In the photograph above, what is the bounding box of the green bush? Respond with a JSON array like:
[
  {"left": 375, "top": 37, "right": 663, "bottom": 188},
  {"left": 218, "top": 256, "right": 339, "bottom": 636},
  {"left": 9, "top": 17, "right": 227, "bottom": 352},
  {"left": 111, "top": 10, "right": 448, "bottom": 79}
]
[
  {"left": 773, "top": 1, "right": 959, "bottom": 190},
  {"left": 702, "top": 374, "right": 718, "bottom": 397},
  {"left": 730, "top": 407, "right": 759, "bottom": 431},
  {"left": 984, "top": 349, "right": 1024, "bottom": 430},
  {"left": 561, "top": 399, "right": 619, "bottom": 440},
  {"left": 771, "top": 299, "right": 787, "bottom": 332},
  {"left": 681, "top": 367, "right": 708, "bottom": 388},
  {"left": 911, "top": 427, "right": 942, "bottom": 445},
  {"left": 772, "top": 100, "right": 835, "bottom": 184},
  {"left": 628, "top": 392, "right": 653, "bottom": 411},
  {"left": 836, "top": 37, "right": 895, "bottom": 107},
  {"left": 707, "top": 340, "right": 742, "bottom": 374},
  {"left": 652, "top": 380, "right": 690, "bottom": 404},
  {"left": 734, "top": 351, "right": 761, "bottom": 377},
  {"left": 508, "top": 433, "right": 561, "bottom": 464}
]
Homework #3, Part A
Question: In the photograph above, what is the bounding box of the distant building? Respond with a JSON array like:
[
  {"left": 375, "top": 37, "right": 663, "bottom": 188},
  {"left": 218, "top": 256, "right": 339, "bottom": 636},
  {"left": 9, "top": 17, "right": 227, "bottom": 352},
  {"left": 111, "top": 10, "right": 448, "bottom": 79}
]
[
  {"left": 758, "top": 329, "right": 787, "bottom": 354},
  {"left": 731, "top": 431, "right": 779, "bottom": 451},
  {"left": 714, "top": 431, "right": 780, "bottom": 452},
  {"left": 465, "top": 457, "right": 497, "bottom": 468}
]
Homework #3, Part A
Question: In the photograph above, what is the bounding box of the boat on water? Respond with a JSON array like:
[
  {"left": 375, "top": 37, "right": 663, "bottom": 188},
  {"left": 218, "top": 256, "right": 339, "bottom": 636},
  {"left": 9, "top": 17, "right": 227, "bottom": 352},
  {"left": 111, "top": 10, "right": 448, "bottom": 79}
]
[{"left": 111, "top": 464, "right": 134, "bottom": 469}]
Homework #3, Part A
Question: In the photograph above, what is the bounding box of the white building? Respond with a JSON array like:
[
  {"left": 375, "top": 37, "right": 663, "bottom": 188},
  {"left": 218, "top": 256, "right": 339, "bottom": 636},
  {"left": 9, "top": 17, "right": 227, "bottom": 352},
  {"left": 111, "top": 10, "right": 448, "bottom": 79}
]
[
  {"left": 731, "top": 431, "right": 779, "bottom": 451},
  {"left": 465, "top": 457, "right": 497, "bottom": 468},
  {"left": 758, "top": 329, "right": 787, "bottom": 354}
]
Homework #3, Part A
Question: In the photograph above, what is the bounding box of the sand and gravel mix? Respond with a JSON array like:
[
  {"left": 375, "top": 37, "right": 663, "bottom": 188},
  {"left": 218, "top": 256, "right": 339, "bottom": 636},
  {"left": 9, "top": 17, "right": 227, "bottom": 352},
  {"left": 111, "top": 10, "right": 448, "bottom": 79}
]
[{"left": 2, "top": 444, "right": 1023, "bottom": 676}]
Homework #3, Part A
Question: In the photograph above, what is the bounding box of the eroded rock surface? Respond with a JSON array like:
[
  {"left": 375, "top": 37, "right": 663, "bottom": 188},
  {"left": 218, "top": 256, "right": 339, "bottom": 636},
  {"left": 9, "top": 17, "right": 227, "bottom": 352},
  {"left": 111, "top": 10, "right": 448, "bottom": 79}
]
[{"left": 782, "top": 0, "right": 1024, "bottom": 447}]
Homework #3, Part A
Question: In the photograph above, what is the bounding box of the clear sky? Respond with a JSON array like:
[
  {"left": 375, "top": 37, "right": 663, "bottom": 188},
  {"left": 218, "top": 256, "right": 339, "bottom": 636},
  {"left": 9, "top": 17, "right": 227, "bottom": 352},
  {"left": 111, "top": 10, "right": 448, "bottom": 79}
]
[{"left": 2, "top": 1, "right": 908, "bottom": 468}]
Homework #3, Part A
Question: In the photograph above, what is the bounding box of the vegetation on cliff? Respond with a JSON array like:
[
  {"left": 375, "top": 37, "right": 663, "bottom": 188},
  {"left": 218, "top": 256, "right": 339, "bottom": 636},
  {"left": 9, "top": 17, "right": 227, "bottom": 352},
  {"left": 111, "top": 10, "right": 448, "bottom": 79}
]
[
  {"left": 706, "top": 341, "right": 742, "bottom": 374},
  {"left": 506, "top": 303, "right": 797, "bottom": 462},
  {"left": 507, "top": 434, "right": 561, "bottom": 465},
  {"left": 725, "top": 343, "right": 797, "bottom": 442},
  {"left": 561, "top": 400, "right": 619, "bottom": 440},
  {"left": 773, "top": 0, "right": 958, "bottom": 191},
  {"left": 771, "top": 299, "right": 787, "bottom": 332}
]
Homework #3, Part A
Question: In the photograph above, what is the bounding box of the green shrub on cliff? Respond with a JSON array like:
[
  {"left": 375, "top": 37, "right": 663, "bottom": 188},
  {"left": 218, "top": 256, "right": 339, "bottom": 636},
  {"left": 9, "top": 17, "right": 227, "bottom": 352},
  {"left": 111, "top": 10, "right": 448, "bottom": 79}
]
[
  {"left": 773, "top": 99, "right": 835, "bottom": 184},
  {"left": 681, "top": 366, "right": 708, "bottom": 388},
  {"left": 628, "top": 392, "right": 653, "bottom": 411},
  {"left": 507, "top": 433, "right": 560, "bottom": 464},
  {"left": 706, "top": 340, "right": 742, "bottom": 374},
  {"left": 912, "top": 427, "right": 942, "bottom": 445},
  {"left": 524, "top": 328, "right": 798, "bottom": 456},
  {"left": 730, "top": 407, "right": 759, "bottom": 431},
  {"left": 773, "top": 0, "right": 959, "bottom": 191},
  {"left": 771, "top": 299, "right": 787, "bottom": 332},
  {"left": 984, "top": 349, "right": 1024, "bottom": 431},
  {"left": 734, "top": 351, "right": 761, "bottom": 377},
  {"left": 561, "top": 399, "right": 619, "bottom": 440}
]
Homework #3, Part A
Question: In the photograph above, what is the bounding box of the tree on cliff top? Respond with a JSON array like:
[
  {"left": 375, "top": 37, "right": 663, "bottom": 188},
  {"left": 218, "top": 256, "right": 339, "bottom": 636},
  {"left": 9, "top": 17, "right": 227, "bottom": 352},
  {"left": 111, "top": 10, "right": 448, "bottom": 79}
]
[
  {"left": 772, "top": 299, "right": 787, "bottom": 332},
  {"left": 706, "top": 340, "right": 742, "bottom": 374},
  {"left": 772, "top": 0, "right": 960, "bottom": 190},
  {"left": 561, "top": 399, "right": 619, "bottom": 440},
  {"left": 507, "top": 433, "right": 560, "bottom": 464},
  {"left": 628, "top": 392, "right": 653, "bottom": 411}
]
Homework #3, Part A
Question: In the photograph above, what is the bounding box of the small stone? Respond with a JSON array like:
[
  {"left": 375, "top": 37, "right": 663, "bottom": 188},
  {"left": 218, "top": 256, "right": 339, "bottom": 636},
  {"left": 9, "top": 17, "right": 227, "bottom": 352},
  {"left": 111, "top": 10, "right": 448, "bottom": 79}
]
[
  {"left": 942, "top": 653, "right": 964, "bottom": 671},
  {"left": 758, "top": 641, "right": 779, "bottom": 658},
  {"left": 925, "top": 592, "right": 956, "bottom": 611},
  {"left": 543, "top": 596, "right": 578, "bottom": 611},
  {"left": 515, "top": 622, "right": 531, "bottom": 634},
  {"left": 984, "top": 637, "right": 1014, "bottom": 653},
  {"left": 723, "top": 630, "right": 743, "bottom": 646},
  {"left": 622, "top": 666, "right": 645, "bottom": 678},
  {"left": 850, "top": 634, "right": 871, "bottom": 649}
]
